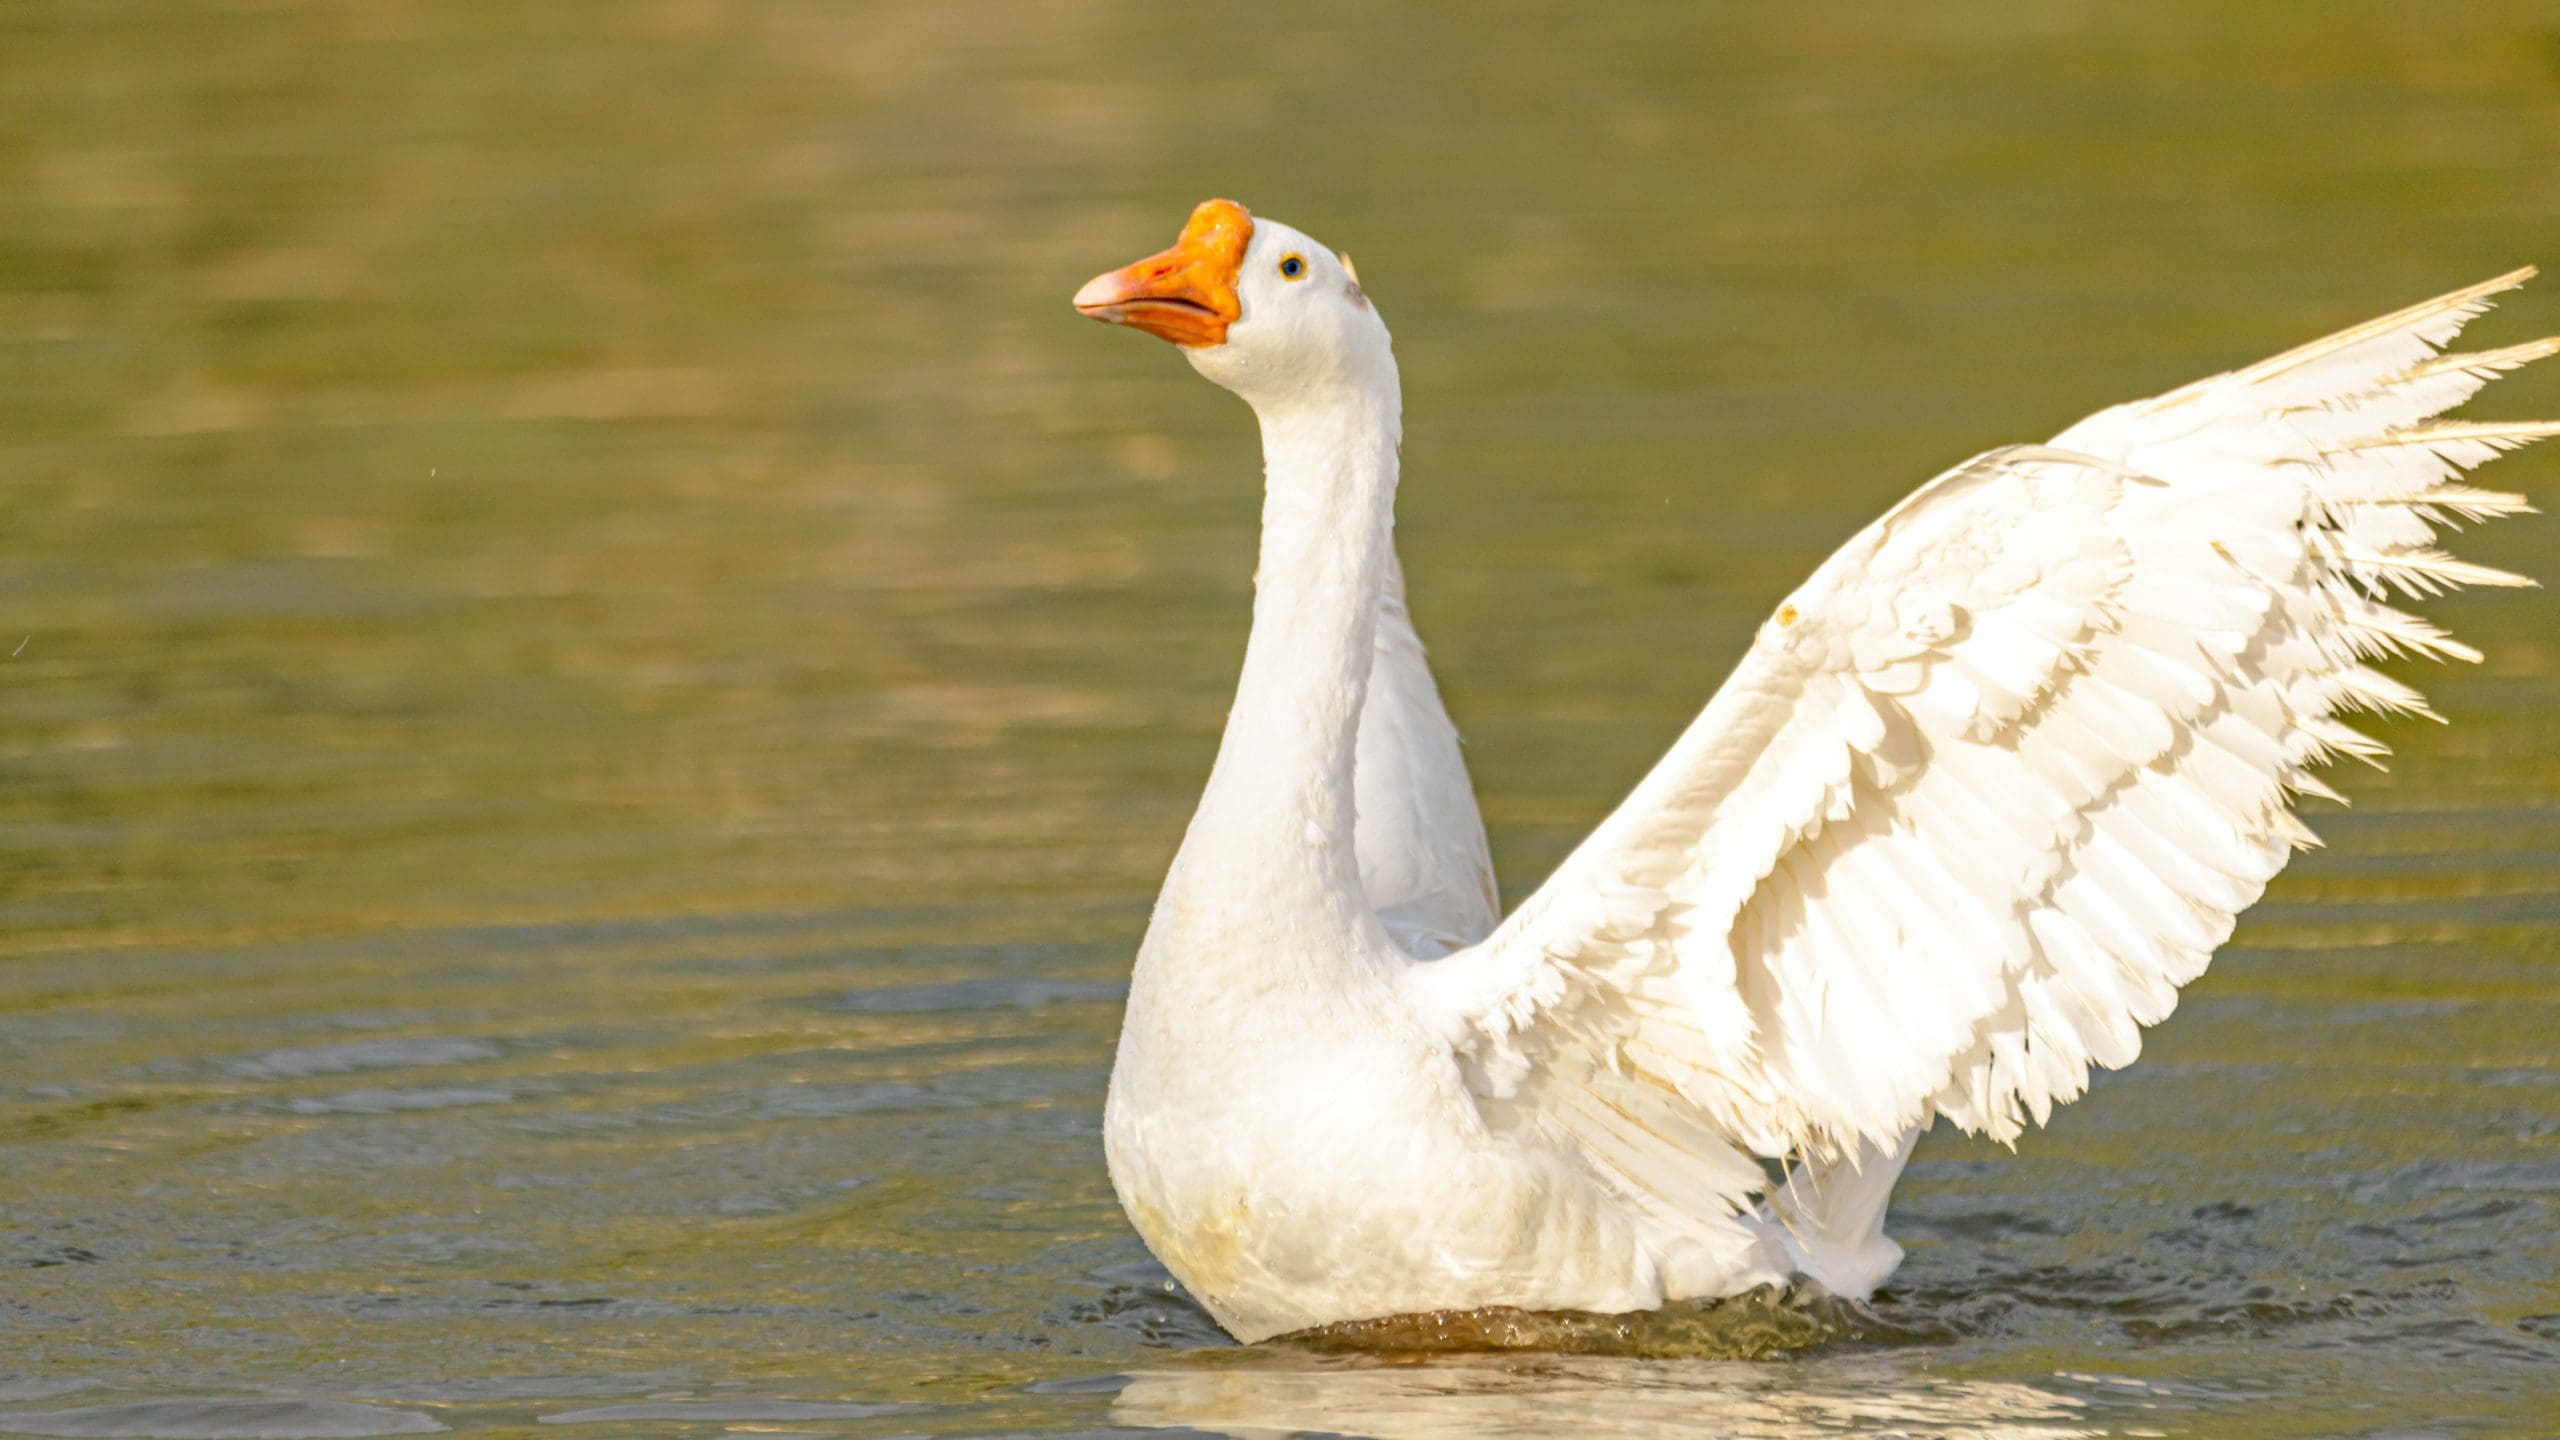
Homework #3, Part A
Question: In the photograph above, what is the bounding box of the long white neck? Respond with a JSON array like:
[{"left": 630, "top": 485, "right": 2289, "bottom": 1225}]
[{"left": 1169, "top": 378, "right": 1402, "bottom": 929}]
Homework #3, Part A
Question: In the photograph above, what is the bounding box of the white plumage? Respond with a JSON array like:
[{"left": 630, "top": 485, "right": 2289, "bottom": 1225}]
[{"left": 1074, "top": 202, "right": 2547, "bottom": 1342}]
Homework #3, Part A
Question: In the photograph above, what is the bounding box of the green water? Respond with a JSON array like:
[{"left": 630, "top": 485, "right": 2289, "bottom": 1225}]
[{"left": 6, "top": 2, "right": 2559, "bottom": 1436}]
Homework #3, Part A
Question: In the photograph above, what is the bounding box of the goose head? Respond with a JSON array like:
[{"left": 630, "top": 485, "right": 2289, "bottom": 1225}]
[{"left": 1074, "top": 198, "right": 1393, "bottom": 408}]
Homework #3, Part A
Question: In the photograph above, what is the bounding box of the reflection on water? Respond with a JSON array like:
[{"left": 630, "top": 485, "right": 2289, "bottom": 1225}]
[
  {"left": 1113, "top": 1356, "right": 2102, "bottom": 1440},
  {"left": 6, "top": 0, "right": 2560, "bottom": 1436}
]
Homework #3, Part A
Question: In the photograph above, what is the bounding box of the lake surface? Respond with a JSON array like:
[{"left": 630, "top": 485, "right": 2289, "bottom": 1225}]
[{"left": 6, "top": 2, "right": 2559, "bottom": 1436}]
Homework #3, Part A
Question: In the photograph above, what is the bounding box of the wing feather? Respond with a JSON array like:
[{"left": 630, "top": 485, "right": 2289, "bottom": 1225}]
[{"left": 1408, "top": 272, "right": 2551, "bottom": 1217}]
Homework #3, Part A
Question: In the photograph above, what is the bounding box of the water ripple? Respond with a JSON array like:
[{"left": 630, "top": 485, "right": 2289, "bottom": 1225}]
[{"left": 0, "top": 1400, "right": 442, "bottom": 1439}]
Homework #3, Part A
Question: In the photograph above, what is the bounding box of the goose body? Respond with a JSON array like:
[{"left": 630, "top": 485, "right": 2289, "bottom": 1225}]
[{"left": 1074, "top": 199, "right": 2550, "bottom": 1342}]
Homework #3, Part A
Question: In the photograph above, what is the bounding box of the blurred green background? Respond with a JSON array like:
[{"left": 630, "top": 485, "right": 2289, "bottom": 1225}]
[{"left": 3, "top": 2, "right": 2557, "bottom": 1437}]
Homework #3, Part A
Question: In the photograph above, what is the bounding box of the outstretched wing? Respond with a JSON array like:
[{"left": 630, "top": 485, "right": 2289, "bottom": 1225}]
[{"left": 1409, "top": 272, "right": 2552, "bottom": 1215}]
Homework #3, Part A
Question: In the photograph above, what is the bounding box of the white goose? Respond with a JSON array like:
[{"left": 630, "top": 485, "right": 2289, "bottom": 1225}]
[{"left": 1072, "top": 198, "right": 2549, "bottom": 1343}]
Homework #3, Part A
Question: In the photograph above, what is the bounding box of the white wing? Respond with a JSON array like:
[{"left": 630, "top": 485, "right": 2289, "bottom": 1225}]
[
  {"left": 1357, "top": 549, "right": 1501, "bottom": 956},
  {"left": 1411, "top": 271, "right": 2553, "bottom": 1224}
]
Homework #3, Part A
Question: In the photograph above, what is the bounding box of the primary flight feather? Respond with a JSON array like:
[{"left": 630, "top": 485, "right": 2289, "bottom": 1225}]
[{"left": 1073, "top": 199, "right": 2547, "bottom": 1342}]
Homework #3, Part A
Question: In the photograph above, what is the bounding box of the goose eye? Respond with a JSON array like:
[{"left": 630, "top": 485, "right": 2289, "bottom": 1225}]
[{"left": 1278, "top": 254, "right": 1307, "bottom": 281}]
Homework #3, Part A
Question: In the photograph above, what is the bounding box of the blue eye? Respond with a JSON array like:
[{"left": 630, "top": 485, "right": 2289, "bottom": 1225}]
[{"left": 1279, "top": 254, "right": 1307, "bottom": 280}]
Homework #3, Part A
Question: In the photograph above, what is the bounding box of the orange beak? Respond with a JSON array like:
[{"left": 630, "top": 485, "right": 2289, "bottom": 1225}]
[{"left": 1073, "top": 198, "right": 1253, "bottom": 348}]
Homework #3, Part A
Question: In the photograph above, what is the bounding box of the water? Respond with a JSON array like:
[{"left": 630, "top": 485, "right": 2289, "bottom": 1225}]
[{"left": 6, "top": 1, "right": 2559, "bottom": 1435}]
